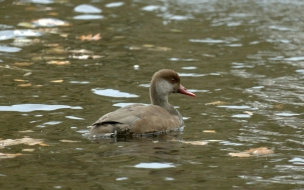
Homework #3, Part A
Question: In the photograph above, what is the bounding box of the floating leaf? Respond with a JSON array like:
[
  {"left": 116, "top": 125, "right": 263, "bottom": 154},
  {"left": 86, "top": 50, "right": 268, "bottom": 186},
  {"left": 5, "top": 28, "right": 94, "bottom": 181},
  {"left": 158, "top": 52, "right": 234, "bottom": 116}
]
[
  {"left": 60, "top": 140, "right": 80, "bottom": 143},
  {"left": 47, "top": 60, "right": 70, "bottom": 65},
  {"left": 23, "top": 72, "right": 32, "bottom": 76},
  {"left": 13, "top": 62, "right": 34, "bottom": 66},
  {"left": 19, "top": 130, "right": 34, "bottom": 133},
  {"left": 170, "top": 29, "right": 182, "bottom": 33},
  {"left": 0, "top": 137, "right": 48, "bottom": 148},
  {"left": 244, "top": 147, "right": 274, "bottom": 155},
  {"left": 69, "top": 54, "right": 103, "bottom": 59},
  {"left": 273, "top": 104, "right": 283, "bottom": 109},
  {"left": 243, "top": 111, "right": 253, "bottom": 115},
  {"left": 32, "top": 18, "right": 70, "bottom": 27},
  {"left": 228, "top": 152, "right": 251, "bottom": 157},
  {"left": 143, "top": 44, "right": 154, "bottom": 48},
  {"left": 18, "top": 22, "right": 35, "bottom": 28},
  {"left": 129, "top": 46, "right": 142, "bottom": 50},
  {"left": 0, "top": 153, "right": 23, "bottom": 159},
  {"left": 205, "top": 101, "right": 227, "bottom": 105},
  {"left": 14, "top": 79, "right": 26, "bottom": 82},
  {"left": 50, "top": 79, "right": 63, "bottom": 83},
  {"left": 154, "top": 46, "right": 171, "bottom": 51},
  {"left": 203, "top": 130, "right": 216, "bottom": 133},
  {"left": 181, "top": 141, "right": 208, "bottom": 146},
  {"left": 78, "top": 33, "right": 101, "bottom": 41},
  {"left": 22, "top": 149, "right": 34, "bottom": 152},
  {"left": 18, "top": 83, "right": 31, "bottom": 87},
  {"left": 69, "top": 49, "right": 93, "bottom": 54}
]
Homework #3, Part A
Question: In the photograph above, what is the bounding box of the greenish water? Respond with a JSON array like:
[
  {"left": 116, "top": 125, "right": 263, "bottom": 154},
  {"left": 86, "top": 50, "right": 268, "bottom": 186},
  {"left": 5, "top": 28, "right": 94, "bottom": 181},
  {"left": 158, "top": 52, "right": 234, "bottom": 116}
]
[{"left": 0, "top": 0, "right": 304, "bottom": 189}]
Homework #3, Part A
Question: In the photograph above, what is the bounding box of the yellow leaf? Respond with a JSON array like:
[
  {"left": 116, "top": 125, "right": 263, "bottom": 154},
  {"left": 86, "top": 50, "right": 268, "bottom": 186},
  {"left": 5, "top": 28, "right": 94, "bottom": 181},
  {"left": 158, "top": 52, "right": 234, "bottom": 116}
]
[
  {"left": 0, "top": 137, "right": 48, "bottom": 148},
  {"left": 18, "top": 83, "right": 31, "bottom": 87},
  {"left": 243, "top": 111, "right": 253, "bottom": 115},
  {"left": 181, "top": 141, "right": 208, "bottom": 146},
  {"left": 228, "top": 152, "right": 251, "bottom": 157},
  {"left": 50, "top": 80, "right": 63, "bottom": 83},
  {"left": 13, "top": 62, "right": 34, "bottom": 66},
  {"left": 18, "top": 130, "right": 34, "bottom": 133},
  {"left": 47, "top": 61, "right": 70, "bottom": 65},
  {"left": 18, "top": 22, "right": 35, "bottom": 28},
  {"left": 170, "top": 29, "right": 182, "bottom": 33},
  {"left": 205, "top": 101, "right": 227, "bottom": 105},
  {"left": 244, "top": 147, "right": 274, "bottom": 155},
  {"left": 14, "top": 79, "right": 26, "bottom": 82},
  {"left": 60, "top": 140, "right": 80, "bottom": 143},
  {"left": 203, "top": 130, "right": 216, "bottom": 133},
  {"left": 273, "top": 104, "right": 283, "bottom": 109},
  {"left": 23, "top": 72, "right": 32, "bottom": 76},
  {"left": 129, "top": 46, "right": 142, "bottom": 50},
  {"left": 22, "top": 149, "right": 35, "bottom": 152},
  {"left": 0, "top": 153, "right": 23, "bottom": 159},
  {"left": 78, "top": 33, "right": 101, "bottom": 41},
  {"left": 143, "top": 44, "right": 154, "bottom": 48},
  {"left": 155, "top": 47, "right": 171, "bottom": 51},
  {"left": 47, "top": 12, "right": 59, "bottom": 16}
]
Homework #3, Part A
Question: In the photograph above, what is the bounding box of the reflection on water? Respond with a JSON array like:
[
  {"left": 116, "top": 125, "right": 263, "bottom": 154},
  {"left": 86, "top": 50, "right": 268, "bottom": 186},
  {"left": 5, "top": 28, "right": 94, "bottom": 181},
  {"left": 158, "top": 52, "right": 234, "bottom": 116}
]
[
  {"left": 0, "top": 104, "right": 82, "bottom": 112},
  {"left": 0, "top": 0, "right": 304, "bottom": 189}
]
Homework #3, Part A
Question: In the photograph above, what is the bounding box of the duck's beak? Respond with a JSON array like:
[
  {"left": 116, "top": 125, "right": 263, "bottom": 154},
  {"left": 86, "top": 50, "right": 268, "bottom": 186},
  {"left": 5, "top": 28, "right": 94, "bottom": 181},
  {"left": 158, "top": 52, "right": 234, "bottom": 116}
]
[{"left": 178, "top": 84, "right": 196, "bottom": 97}]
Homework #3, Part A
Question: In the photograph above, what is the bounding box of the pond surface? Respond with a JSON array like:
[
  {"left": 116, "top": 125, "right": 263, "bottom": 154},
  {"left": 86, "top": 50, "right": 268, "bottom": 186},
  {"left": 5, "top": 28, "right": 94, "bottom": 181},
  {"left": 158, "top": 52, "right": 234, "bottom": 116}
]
[{"left": 0, "top": 0, "right": 304, "bottom": 189}]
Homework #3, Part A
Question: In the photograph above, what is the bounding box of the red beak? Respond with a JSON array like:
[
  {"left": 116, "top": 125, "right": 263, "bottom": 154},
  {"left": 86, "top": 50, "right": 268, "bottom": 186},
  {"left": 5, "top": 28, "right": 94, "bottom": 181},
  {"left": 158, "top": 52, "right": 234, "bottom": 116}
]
[{"left": 178, "top": 84, "right": 196, "bottom": 97}]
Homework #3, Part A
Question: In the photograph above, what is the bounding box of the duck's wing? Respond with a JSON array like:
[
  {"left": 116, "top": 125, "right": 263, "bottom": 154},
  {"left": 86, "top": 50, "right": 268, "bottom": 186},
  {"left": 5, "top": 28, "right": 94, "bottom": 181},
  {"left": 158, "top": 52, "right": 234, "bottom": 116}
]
[{"left": 89, "top": 104, "right": 181, "bottom": 135}]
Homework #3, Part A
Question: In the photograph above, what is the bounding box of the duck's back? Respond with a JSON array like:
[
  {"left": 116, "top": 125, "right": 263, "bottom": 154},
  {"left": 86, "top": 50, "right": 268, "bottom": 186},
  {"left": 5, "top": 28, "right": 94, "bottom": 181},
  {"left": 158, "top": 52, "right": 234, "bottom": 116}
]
[{"left": 89, "top": 103, "right": 182, "bottom": 136}]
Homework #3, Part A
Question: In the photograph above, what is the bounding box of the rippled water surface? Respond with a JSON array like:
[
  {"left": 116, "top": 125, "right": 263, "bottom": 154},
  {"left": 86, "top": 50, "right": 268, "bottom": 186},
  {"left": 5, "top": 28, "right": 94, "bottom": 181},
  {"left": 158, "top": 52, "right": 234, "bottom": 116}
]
[{"left": 1, "top": 0, "right": 304, "bottom": 189}]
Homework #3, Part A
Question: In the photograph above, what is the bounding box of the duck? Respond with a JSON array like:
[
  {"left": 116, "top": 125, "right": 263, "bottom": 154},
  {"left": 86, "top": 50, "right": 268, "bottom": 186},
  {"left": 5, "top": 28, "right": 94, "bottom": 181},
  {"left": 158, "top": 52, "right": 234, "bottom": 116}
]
[{"left": 88, "top": 69, "right": 195, "bottom": 137}]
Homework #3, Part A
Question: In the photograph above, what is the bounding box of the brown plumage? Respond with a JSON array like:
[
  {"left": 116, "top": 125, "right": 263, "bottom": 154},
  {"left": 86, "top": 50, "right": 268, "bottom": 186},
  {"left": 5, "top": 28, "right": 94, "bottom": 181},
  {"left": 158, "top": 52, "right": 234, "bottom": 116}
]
[{"left": 88, "top": 69, "right": 195, "bottom": 137}]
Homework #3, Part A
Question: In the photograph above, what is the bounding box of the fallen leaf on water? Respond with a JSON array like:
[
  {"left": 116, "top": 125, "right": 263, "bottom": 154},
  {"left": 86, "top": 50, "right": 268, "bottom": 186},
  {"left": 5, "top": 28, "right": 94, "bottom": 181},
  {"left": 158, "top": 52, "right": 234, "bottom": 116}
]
[
  {"left": 0, "top": 137, "right": 48, "bottom": 149},
  {"left": 143, "top": 44, "right": 154, "bottom": 48},
  {"left": 60, "top": 140, "right": 80, "bottom": 143},
  {"left": 113, "top": 36, "right": 125, "bottom": 39},
  {"left": 13, "top": 62, "right": 34, "bottom": 66},
  {"left": 50, "top": 80, "right": 63, "bottom": 83},
  {"left": 0, "top": 153, "right": 23, "bottom": 159},
  {"left": 32, "top": 18, "right": 70, "bottom": 27},
  {"left": 18, "top": 83, "right": 32, "bottom": 87},
  {"left": 181, "top": 141, "right": 208, "bottom": 146},
  {"left": 229, "top": 147, "right": 274, "bottom": 157},
  {"left": 18, "top": 130, "right": 34, "bottom": 133},
  {"left": 203, "top": 130, "right": 216, "bottom": 133},
  {"left": 205, "top": 101, "right": 227, "bottom": 105},
  {"left": 228, "top": 152, "right": 251, "bottom": 157},
  {"left": 22, "top": 149, "right": 35, "bottom": 152},
  {"left": 78, "top": 33, "right": 101, "bottom": 41},
  {"left": 155, "top": 46, "right": 171, "bottom": 51},
  {"left": 243, "top": 111, "right": 253, "bottom": 115},
  {"left": 69, "top": 49, "right": 93, "bottom": 54},
  {"left": 48, "top": 12, "right": 59, "bottom": 16},
  {"left": 129, "top": 46, "right": 142, "bottom": 50},
  {"left": 244, "top": 147, "right": 274, "bottom": 155},
  {"left": 47, "top": 60, "right": 70, "bottom": 65},
  {"left": 69, "top": 54, "right": 104, "bottom": 59},
  {"left": 23, "top": 72, "right": 32, "bottom": 76},
  {"left": 14, "top": 79, "right": 26, "bottom": 82},
  {"left": 170, "top": 29, "right": 182, "bottom": 33},
  {"left": 18, "top": 22, "right": 35, "bottom": 28},
  {"left": 273, "top": 104, "right": 283, "bottom": 109},
  {"left": 60, "top": 33, "right": 69, "bottom": 38}
]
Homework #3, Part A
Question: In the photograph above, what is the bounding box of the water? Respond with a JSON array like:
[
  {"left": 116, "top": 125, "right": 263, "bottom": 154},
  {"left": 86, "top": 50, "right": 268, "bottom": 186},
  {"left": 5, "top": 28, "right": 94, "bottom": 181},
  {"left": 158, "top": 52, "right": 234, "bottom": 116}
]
[{"left": 0, "top": 0, "right": 304, "bottom": 189}]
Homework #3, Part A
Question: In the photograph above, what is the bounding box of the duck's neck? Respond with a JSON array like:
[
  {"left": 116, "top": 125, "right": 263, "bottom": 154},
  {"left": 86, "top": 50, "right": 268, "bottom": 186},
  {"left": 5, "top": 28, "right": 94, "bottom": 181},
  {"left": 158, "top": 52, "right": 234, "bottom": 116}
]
[{"left": 149, "top": 79, "right": 180, "bottom": 117}]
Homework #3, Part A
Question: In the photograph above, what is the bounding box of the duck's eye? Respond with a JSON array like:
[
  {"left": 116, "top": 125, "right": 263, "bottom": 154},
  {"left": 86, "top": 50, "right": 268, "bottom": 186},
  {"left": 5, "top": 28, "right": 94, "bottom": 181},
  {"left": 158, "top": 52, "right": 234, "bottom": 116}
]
[{"left": 171, "top": 78, "right": 175, "bottom": 83}]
